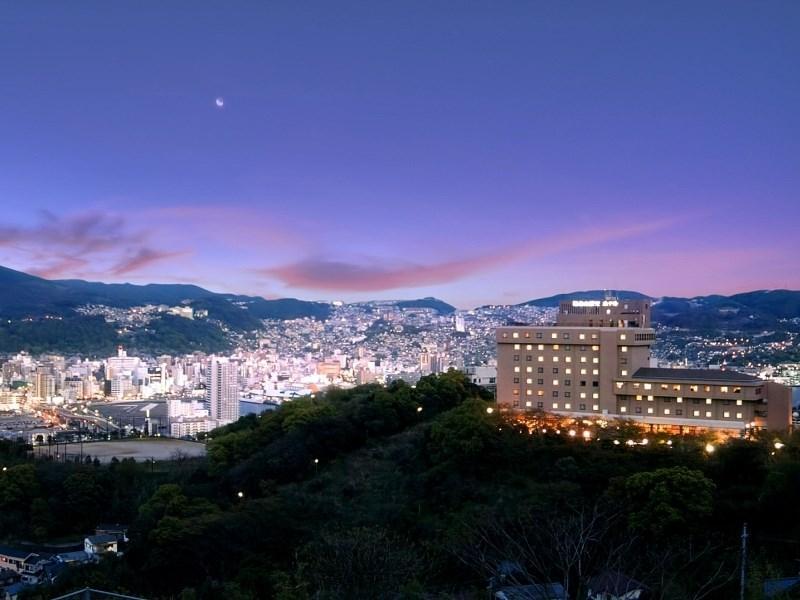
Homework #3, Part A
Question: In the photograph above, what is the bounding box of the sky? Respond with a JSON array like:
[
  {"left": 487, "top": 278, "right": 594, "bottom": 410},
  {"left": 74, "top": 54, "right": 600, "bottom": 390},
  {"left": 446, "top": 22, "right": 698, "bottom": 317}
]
[{"left": 1, "top": 1, "right": 798, "bottom": 308}]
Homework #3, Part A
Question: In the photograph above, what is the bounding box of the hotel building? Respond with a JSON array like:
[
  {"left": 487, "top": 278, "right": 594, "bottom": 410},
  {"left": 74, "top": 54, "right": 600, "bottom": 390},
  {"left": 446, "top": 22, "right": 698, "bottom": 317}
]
[{"left": 496, "top": 297, "right": 791, "bottom": 433}]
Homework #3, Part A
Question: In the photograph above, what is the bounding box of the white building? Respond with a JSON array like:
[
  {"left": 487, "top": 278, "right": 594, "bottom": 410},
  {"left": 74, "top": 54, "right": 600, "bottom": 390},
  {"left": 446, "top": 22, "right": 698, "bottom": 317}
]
[{"left": 206, "top": 357, "right": 239, "bottom": 425}]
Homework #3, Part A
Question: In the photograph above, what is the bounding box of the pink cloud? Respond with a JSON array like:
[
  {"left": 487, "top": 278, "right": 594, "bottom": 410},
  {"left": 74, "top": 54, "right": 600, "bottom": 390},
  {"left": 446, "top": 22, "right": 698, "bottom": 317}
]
[
  {"left": 259, "top": 219, "right": 678, "bottom": 292},
  {"left": 111, "top": 248, "right": 188, "bottom": 276}
]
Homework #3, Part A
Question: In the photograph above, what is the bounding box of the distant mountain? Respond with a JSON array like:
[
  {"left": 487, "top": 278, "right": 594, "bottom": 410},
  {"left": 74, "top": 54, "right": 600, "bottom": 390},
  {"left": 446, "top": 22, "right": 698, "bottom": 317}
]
[
  {"left": 517, "top": 290, "right": 653, "bottom": 308},
  {"left": 652, "top": 290, "right": 800, "bottom": 330},
  {"left": 395, "top": 297, "right": 456, "bottom": 314},
  {"left": 0, "top": 265, "right": 332, "bottom": 325}
]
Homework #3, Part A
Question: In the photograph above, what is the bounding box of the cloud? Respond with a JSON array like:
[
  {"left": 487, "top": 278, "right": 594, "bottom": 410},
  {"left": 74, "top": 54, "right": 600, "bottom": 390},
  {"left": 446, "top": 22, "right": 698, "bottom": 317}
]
[
  {"left": 111, "top": 248, "right": 187, "bottom": 276},
  {"left": 259, "top": 219, "right": 678, "bottom": 292}
]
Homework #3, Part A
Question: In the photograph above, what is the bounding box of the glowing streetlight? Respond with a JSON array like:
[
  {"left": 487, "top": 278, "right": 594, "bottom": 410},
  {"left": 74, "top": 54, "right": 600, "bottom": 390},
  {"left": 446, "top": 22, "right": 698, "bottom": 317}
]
[
  {"left": 486, "top": 407, "right": 494, "bottom": 414},
  {"left": 705, "top": 443, "right": 715, "bottom": 454},
  {"left": 613, "top": 440, "right": 620, "bottom": 445},
  {"left": 641, "top": 438, "right": 649, "bottom": 445},
  {"left": 237, "top": 491, "right": 244, "bottom": 498},
  {"left": 568, "top": 429, "right": 577, "bottom": 438},
  {"left": 416, "top": 406, "right": 423, "bottom": 413},
  {"left": 582, "top": 430, "right": 591, "bottom": 440},
  {"left": 774, "top": 441, "right": 785, "bottom": 450}
]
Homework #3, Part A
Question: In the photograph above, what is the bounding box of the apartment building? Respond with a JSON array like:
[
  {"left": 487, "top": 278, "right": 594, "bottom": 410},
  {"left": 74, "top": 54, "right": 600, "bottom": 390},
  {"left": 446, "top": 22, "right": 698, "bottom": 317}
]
[{"left": 496, "top": 297, "right": 791, "bottom": 433}]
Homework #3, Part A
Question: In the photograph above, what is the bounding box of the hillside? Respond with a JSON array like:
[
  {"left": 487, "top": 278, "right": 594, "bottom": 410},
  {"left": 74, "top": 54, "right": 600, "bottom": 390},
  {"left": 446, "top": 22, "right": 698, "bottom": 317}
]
[{"left": 517, "top": 290, "right": 653, "bottom": 308}]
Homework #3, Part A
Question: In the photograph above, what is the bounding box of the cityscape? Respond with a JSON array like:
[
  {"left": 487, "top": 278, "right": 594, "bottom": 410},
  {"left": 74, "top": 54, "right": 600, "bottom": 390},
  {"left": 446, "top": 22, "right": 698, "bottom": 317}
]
[{"left": 2, "top": 2, "right": 799, "bottom": 599}]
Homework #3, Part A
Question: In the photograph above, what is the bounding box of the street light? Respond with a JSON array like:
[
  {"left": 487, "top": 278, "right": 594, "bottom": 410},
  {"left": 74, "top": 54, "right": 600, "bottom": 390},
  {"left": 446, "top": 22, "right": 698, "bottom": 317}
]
[
  {"left": 774, "top": 441, "right": 785, "bottom": 450},
  {"left": 705, "top": 443, "right": 716, "bottom": 454},
  {"left": 237, "top": 491, "right": 244, "bottom": 499},
  {"left": 486, "top": 407, "right": 494, "bottom": 414}
]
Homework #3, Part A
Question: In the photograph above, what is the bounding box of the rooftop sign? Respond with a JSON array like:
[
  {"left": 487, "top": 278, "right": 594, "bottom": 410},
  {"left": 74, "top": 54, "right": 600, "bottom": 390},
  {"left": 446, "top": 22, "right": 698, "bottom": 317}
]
[{"left": 572, "top": 300, "right": 619, "bottom": 307}]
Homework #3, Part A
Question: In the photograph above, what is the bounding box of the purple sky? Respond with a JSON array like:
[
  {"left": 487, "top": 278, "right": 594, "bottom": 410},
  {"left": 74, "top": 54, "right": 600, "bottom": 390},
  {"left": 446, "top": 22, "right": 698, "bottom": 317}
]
[{"left": 1, "top": 2, "right": 798, "bottom": 308}]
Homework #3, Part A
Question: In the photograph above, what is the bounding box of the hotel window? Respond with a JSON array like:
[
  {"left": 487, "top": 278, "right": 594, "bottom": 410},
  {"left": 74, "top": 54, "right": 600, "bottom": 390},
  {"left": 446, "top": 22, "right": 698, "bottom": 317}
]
[
  {"left": 706, "top": 398, "right": 712, "bottom": 405},
  {"left": 593, "top": 404, "right": 600, "bottom": 411},
  {"left": 526, "top": 378, "right": 533, "bottom": 384},
  {"left": 564, "top": 403, "right": 571, "bottom": 410},
  {"left": 592, "top": 381, "right": 599, "bottom": 387},
  {"left": 647, "top": 407, "right": 654, "bottom": 414},
  {"left": 553, "top": 356, "right": 559, "bottom": 362},
  {"left": 513, "top": 377, "right": 520, "bottom": 384},
  {"left": 633, "top": 383, "right": 641, "bottom": 389},
  {"left": 538, "top": 356, "right": 544, "bottom": 362},
  {"left": 514, "top": 355, "right": 520, "bottom": 362},
  {"left": 635, "top": 407, "right": 642, "bottom": 414},
  {"left": 552, "top": 380, "right": 559, "bottom": 386},
  {"left": 620, "top": 406, "right": 628, "bottom": 413},
  {"left": 693, "top": 399, "right": 700, "bottom": 404},
  {"left": 536, "top": 332, "right": 543, "bottom": 339},
  {"left": 537, "top": 379, "right": 544, "bottom": 385},
  {"left": 552, "top": 391, "right": 559, "bottom": 397},
  {"left": 620, "top": 370, "right": 628, "bottom": 377},
  {"left": 525, "top": 332, "right": 530, "bottom": 338},
  {"left": 690, "top": 385, "right": 699, "bottom": 392},
  {"left": 720, "top": 386, "right": 729, "bottom": 393},
  {"left": 565, "top": 344, "right": 572, "bottom": 350},
  {"left": 580, "top": 392, "right": 587, "bottom": 399},
  {"left": 676, "top": 409, "right": 683, "bottom": 415},
  {"left": 526, "top": 401, "right": 532, "bottom": 407},
  {"left": 563, "top": 333, "right": 570, "bottom": 339},
  {"left": 537, "top": 402, "right": 543, "bottom": 408},
  {"left": 733, "top": 387, "right": 741, "bottom": 393},
  {"left": 704, "top": 386, "right": 711, "bottom": 392},
  {"left": 526, "top": 389, "right": 532, "bottom": 396},
  {"left": 514, "top": 344, "right": 520, "bottom": 350},
  {"left": 526, "top": 355, "right": 532, "bottom": 361},
  {"left": 643, "top": 383, "right": 652, "bottom": 390},
  {"left": 664, "top": 408, "right": 671, "bottom": 415},
  {"left": 552, "top": 403, "right": 559, "bottom": 409},
  {"left": 673, "top": 384, "right": 681, "bottom": 391},
  {"left": 616, "top": 382, "right": 624, "bottom": 389},
  {"left": 693, "top": 410, "right": 700, "bottom": 417},
  {"left": 526, "top": 344, "right": 533, "bottom": 350},
  {"left": 593, "top": 369, "right": 599, "bottom": 376},
  {"left": 513, "top": 389, "right": 520, "bottom": 396},
  {"left": 705, "top": 411, "right": 712, "bottom": 418},
  {"left": 579, "top": 333, "right": 586, "bottom": 340},
  {"left": 565, "top": 356, "right": 572, "bottom": 363},
  {"left": 565, "top": 379, "right": 571, "bottom": 386},
  {"left": 564, "top": 391, "right": 571, "bottom": 398},
  {"left": 553, "top": 344, "right": 560, "bottom": 350},
  {"left": 723, "top": 411, "right": 730, "bottom": 418},
  {"left": 647, "top": 395, "right": 654, "bottom": 401},
  {"left": 661, "top": 384, "right": 669, "bottom": 390},
  {"left": 537, "top": 391, "right": 544, "bottom": 397},
  {"left": 676, "top": 397, "right": 683, "bottom": 403},
  {"left": 512, "top": 332, "right": 519, "bottom": 338},
  {"left": 736, "top": 412, "right": 743, "bottom": 419},
  {"left": 591, "top": 333, "right": 598, "bottom": 339},
  {"left": 537, "top": 367, "right": 544, "bottom": 373},
  {"left": 551, "top": 333, "right": 558, "bottom": 339},
  {"left": 565, "top": 368, "right": 572, "bottom": 375},
  {"left": 619, "top": 333, "right": 627, "bottom": 341},
  {"left": 579, "top": 404, "right": 586, "bottom": 410},
  {"left": 736, "top": 399, "right": 742, "bottom": 406},
  {"left": 502, "top": 333, "right": 508, "bottom": 338},
  {"left": 592, "top": 345, "right": 600, "bottom": 351},
  {"left": 580, "top": 357, "right": 588, "bottom": 363},
  {"left": 538, "top": 344, "right": 544, "bottom": 351},
  {"left": 592, "top": 357, "right": 599, "bottom": 364},
  {"left": 553, "top": 368, "right": 559, "bottom": 374},
  {"left": 581, "top": 380, "right": 587, "bottom": 387},
  {"left": 580, "top": 345, "right": 587, "bottom": 351},
  {"left": 636, "top": 395, "right": 643, "bottom": 401},
  {"left": 593, "top": 392, "right": 599, "bottom": 399},
  {"left": 513, "top": 398, "right": 520, "bottom": 408},
  {"left": 527, "top": 366, "right": 533, "bottom": 373},
  {"left": 514, "top": 366, "right": 520, "bottom": 373}
]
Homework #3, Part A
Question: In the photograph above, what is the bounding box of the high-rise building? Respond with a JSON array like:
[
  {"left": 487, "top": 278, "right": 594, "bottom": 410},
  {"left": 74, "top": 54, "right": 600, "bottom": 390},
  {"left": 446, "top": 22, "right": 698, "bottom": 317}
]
[
  {"left": 496, "top": 296, "right": 791, "bottom": 433},
  {"left": 205, "top": 357, "right": 240, "bottom": 424}
]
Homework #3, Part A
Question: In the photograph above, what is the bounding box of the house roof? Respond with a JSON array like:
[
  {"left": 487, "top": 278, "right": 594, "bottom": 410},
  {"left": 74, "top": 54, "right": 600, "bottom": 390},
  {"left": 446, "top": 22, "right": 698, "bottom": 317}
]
[
  {"left": 0, "top": 546, "right": 35, "bottom": 561},
  {"left": 495, "top": 583, "right": 568, "bottom": 600},
  {"left": 631, "top": 367, "right": 761, "bottom": 384},
  {"left": 588, "top": 571, "right": 648, "bottom": 595},
  {"left": 763, "top": 576, "right": 800, "bottom": 598},
  {"left": 86, "top": 534, "right": 118, "bottom": 545}
]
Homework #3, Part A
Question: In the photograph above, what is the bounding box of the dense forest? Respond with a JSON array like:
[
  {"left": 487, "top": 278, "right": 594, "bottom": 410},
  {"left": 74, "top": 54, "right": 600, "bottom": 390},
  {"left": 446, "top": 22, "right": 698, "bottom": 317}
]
[{"left": 4, "top": 371, "right": 800, "bottom": 599}]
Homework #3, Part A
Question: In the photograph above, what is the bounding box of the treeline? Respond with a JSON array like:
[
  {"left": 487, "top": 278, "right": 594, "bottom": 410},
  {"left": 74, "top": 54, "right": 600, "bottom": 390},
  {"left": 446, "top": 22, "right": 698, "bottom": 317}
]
[{"left": 12, "top": 371, "right": 800, "bottom": 599}]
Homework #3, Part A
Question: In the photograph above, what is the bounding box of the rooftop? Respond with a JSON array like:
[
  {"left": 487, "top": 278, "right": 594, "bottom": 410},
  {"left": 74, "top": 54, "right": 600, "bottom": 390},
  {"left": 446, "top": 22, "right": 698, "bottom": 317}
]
[{"left": 632, "top": 367, "right": 761, "bottom": 384}]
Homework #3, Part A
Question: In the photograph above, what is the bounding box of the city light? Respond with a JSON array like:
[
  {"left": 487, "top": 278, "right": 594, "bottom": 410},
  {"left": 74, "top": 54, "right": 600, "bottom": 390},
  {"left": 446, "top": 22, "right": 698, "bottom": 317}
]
[{"left": 705, "top": 443, "right": 716, "bottom": 454}]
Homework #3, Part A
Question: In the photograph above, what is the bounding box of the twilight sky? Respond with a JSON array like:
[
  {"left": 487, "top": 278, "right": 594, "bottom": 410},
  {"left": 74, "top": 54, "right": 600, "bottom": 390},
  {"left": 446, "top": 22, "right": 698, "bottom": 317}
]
[{"left": 1, "top": 2, "right": 798, "bottom": 308}]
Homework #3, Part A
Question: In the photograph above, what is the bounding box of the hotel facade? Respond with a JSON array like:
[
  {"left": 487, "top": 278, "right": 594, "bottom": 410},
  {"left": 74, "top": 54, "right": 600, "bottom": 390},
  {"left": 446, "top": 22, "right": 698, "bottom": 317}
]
[{"left": 496, "top": 298, "right": 791, "bottom": 433}]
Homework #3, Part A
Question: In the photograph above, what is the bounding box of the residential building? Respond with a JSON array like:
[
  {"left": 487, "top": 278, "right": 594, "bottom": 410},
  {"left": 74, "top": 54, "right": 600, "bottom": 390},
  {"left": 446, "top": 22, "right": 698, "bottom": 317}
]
[{"left": 205, "top": 357, "right": 239, "bottom": 425}]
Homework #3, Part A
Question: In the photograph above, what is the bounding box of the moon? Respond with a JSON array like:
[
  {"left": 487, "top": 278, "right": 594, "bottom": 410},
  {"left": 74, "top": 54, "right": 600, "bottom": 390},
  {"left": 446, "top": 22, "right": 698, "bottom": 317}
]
[{"left": 215, "top": 97, "right": 224, "bottom": 108}]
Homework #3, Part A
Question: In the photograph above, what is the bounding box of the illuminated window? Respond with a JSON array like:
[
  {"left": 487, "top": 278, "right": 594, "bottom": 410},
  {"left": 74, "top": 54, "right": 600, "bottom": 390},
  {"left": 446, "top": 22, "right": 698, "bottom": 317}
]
[
  {"left": 733, "top": 387, "right": 741, "bottom": 393},
  {"left": 580, "top": 392, "right": 587, "bottom": 399},
  {"left": 621, "top": 346, "right": 628, "bottom": 353},
  {"left": 592, "top": 369, "right": 599, "bottom": 375},
  {"left": 514, "top": 366, "right": 520, "bottom": 373},
  {"left": 565, "top": 356, "right": 572, "bottom": 363},
  {"left": 592, "top": 404, "right": 600, "bottom": 411},
  {"left": 526, "top": 366, "right": 533, "bottom": 373},
  {"left": 723, "top": 411, "right": 730, "bottom": 418},
  {"left": 692, "top": 410, "right": 700, "bottom": 416},
  {"left": 538, "top": 344, "right": 544, "bottom": 351},
  {"left": 525, "top": 401, "right": 532, "bottom": 407},
  {"left": 706, "top": 398, "right": 712, "bottom": 405},
  {"left": 552, "top": 380, "right": 559, "bottom": 386},
  {"left": 664, "top": 408, "right": 671, "bottom": 415},
  {"left": 705, "top": 386, "right": 711, "bottom": 392},
  {"left": 538, "top": 356, "right": 544, "bottom": 362},
  {"left": 580, "top": 368, "right": 587, "bottom": 375},
  {"left": 580, "top": 357, "right": 588, "bottom": 363},
  {"left": 636, "top": 395, "right": 643, "bottom": 401},
  {"left": 512, "top": 332, "right": 519, "bottom": 339},
  {"left": 620, "top": 406, "right": 627, "bottom": 413},
  {"left": 705, "top": 411, "right": 712, "bottom": 418},
  {"left": 514, "top": 344, "right": 520, "bottom": 350},
  {"left": 526, "top": 378, "right": 533, "bottom": 384},
  {"left": 526, "top": 344, "right": 533, "bottom": 350},
  {"left": 512, "top": 389, "right": 520, "bottom": 396},
  {"left": 551, "top": 333, "right": 558, "bottom": 339},
  {"left": 643, "top": 383, "right": 652, "bottom": 390},
  {"left": 660, "top": 384, "right": 669, "bottom": 390},
  {"left": 552, "top": 403, "right": 559, "bottom": 409},
  {"left": 620, "top": 370, "right": 628, "bottom": 377},
  {"left": 579, "top": 333, "right": 586, "bottom": 340},
  {"left": 736, "top": 412, "right": 743, "bottom": 419},
  {"left": 619, "top": 334, "right": 627, "bottom": 341},
  {"left": 553, "top": 356, "right": 559, "bottom": 362},
  {"left": 592, "top": 392, "right": 599, "bottom": 399},
  {"left": 553, "top": 344, "right": 560, "bottom": 350},
  {"left": 690, "top": 385, "right": 698, "bottom": 392},
  {"left": 564, "top": 403, "right": 571, "bottom": 410},
  {"left": 565, "top": 368, "right": 572, "bottom": 375},
  {"left": 720, "top": 386, "right": 729, "bottom": 393},
  {"left": 592, "top": 357, "right": 599, "bottom": 364},
  {"left": 736, "top": 399, "right": 742, "bottom": 406},
  {"left": 676, "top": 397, "right": 683, "bottom": 403},
  {"left": 616, "top": 382, "right": 624, "bottom": 389},
  {"left": 647, "top": 407, "right": 654, "bottom": 414},
  {"left": 647, "top": 395, "right": 654, "bottom": 401},
  {"left": 526, "top": 389, "right": 532, "bottom": 396},
  {"left": 537, "top": 390, "right": 544, "bottom": 397},
  {"left": 673, "top": 384, "right": 681, "bottom": 391},
  {"left": 591, "top": 333, "right": 598, "bottom": 339},
  {"left": 592, "top": 345, "right": 599, "bottom": 351}
]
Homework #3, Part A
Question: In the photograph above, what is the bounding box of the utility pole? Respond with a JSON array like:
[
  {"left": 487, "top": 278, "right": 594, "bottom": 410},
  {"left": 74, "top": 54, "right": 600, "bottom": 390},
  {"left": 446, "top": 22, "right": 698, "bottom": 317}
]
[{"left": 740, "top": 522, "right": 748, "bottom": 600}]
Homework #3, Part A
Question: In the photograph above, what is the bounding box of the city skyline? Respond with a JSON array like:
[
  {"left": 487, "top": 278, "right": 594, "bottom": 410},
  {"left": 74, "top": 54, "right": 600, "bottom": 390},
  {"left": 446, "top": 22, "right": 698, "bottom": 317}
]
[{"left": 2, "top": 2, "right": 799, "bottom": 308}]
